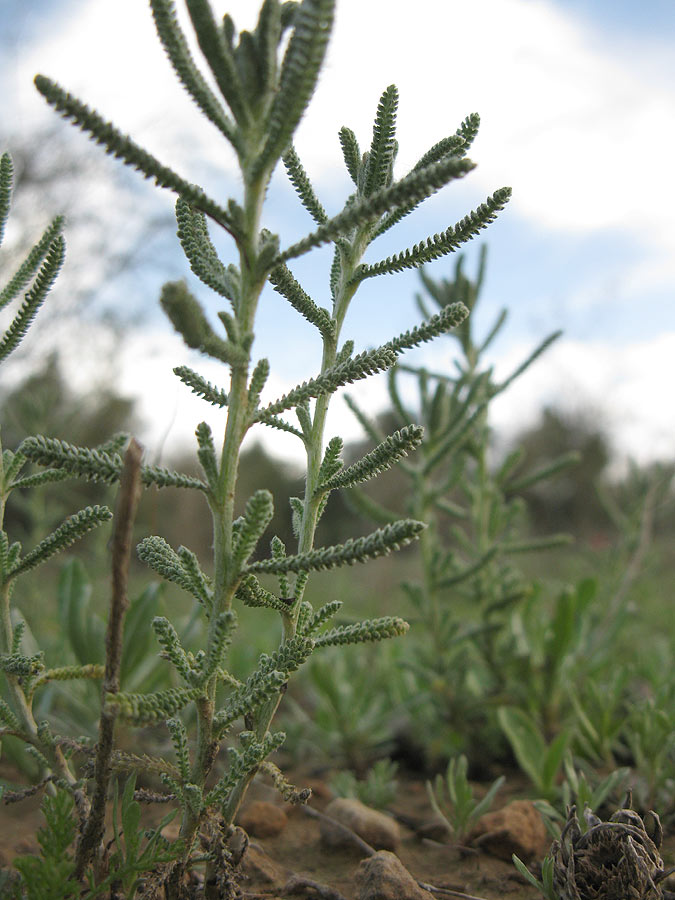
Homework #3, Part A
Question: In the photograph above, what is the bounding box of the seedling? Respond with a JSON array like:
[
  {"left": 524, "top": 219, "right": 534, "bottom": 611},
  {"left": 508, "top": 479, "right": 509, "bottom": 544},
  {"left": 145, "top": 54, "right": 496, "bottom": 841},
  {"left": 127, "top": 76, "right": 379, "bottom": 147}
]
[{"left": 426, "top": 754, "right": 504, "bottom": 843}]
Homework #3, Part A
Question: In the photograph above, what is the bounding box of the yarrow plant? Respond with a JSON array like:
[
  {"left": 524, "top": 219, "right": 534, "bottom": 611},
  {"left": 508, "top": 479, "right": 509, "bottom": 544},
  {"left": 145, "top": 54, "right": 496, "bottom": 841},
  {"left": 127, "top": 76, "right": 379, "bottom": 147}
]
[
  {"left": 2, "top": 0, "right": 511, "bottom": 894},
  {"left": 344, "top": 250, "right": 576, "bottom": 764}
]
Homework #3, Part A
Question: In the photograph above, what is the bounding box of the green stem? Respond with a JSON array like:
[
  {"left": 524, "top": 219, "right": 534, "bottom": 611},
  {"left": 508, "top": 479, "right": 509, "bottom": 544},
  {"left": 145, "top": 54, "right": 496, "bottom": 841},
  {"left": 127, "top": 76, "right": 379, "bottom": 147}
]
[
  {"left": 179, "top": 172, "right": 269, "bottom": 856},
  {"left": 0, "top": 570, "right": 77, "bottom": 790},
  {"left": 219, "top": 230, "right": 368, "bottom": 827}
]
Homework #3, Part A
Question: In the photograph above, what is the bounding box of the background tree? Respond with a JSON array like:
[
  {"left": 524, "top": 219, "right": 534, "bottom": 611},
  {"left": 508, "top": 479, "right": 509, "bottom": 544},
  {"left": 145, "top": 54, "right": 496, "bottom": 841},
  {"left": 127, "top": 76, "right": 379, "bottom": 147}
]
[{"left": 512, "top": 405, "right": 611, "bottom": 537}]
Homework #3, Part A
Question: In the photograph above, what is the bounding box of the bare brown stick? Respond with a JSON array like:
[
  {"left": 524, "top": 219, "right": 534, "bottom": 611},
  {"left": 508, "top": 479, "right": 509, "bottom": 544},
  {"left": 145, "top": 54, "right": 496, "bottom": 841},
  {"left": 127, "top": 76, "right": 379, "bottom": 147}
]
[
  {"left": 74, "top": 438, "right": 143, "bottom": 878},
  {"left": 418, "top": 883, "right": 489, "bottom": 900},
  {"left": 3, "top": 775, "right": 58, "bottom": 804},
  {"left": 284, "top": 873, "right": 350, "bottom": 900}
]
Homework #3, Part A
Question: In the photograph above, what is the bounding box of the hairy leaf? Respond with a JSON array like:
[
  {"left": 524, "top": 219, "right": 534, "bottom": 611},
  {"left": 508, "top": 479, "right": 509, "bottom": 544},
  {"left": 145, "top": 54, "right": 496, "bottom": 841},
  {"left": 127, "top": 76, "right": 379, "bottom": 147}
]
[{"left": 248, "top": 519, "right": 425, "bottom": 574}]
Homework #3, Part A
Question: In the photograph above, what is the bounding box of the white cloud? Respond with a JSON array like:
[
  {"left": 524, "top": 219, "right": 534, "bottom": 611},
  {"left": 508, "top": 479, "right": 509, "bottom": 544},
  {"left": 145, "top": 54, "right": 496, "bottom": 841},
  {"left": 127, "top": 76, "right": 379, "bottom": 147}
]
[
  {"left": 50, "top": 322, "right": 674, "bottom": 469},
  {"left": 16, "top": 0, "right": 675, "bottom": 250},
  {"left": 488, "top": 333, "right": 675, "bottom": 465},
  {"left": 8, "top": 0, "right": 674, "bottom": 466}
]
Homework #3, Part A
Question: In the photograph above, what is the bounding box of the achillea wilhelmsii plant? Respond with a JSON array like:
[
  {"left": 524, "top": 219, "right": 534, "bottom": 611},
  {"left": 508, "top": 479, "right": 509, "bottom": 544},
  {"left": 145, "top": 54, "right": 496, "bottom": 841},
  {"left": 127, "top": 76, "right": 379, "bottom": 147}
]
[{"left": 1, "top": 0, "right": 512, "bottom": 894}]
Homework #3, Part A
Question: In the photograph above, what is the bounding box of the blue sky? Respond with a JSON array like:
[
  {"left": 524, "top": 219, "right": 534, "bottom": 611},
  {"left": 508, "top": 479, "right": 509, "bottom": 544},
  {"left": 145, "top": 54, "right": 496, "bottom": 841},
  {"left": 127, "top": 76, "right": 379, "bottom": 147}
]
[{"left": 1, "top": 0, "right": 674, "bottom": 465}]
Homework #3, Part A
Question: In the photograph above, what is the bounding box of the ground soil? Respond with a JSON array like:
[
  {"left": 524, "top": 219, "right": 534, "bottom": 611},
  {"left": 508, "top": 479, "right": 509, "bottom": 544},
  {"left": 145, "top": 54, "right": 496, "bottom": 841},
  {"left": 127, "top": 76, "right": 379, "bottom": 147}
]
[{"left": 1, "top": 762, "right": 674, "bottom": 900}]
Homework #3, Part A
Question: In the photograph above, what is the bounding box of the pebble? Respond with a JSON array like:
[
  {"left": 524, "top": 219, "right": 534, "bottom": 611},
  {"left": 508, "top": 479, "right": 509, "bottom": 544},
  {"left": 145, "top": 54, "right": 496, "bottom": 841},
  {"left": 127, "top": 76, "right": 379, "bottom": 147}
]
[
  {"left": 355, "top": 850, "right": 434, "bottom": 900},
  {"left": 240, "top": 842, "right": 290, "bottom": 889},
  {"left": 238, "top": 800, "right": 288, "bottom": 838},
  {"left": 321, "top": 798, "right": 400, "bottom": 851},
  {"left": 470, "top": 799, "right": 550, "bottom": 862}
]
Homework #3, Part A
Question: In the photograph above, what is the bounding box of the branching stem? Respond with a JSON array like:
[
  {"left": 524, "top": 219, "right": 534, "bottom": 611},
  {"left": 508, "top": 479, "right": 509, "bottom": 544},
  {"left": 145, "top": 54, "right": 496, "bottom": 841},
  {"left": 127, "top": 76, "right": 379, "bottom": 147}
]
[
  {"left": 0, "top": 440, "right": 78, "bottom": 794},
  {"left": 181, "top": 172, "right": 269, "bottom": 858}
]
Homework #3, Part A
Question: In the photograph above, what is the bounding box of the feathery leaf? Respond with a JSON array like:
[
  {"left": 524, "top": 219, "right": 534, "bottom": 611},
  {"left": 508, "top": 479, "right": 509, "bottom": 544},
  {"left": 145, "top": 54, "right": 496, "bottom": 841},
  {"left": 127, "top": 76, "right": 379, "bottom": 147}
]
[
  {"left": 363, "top": 84, "right": 398, "bottom": 196},
  {"left": 0, "top": 216, "right": 64, "bottom": 311},
  {"left": 268, "top": 263, "right": 334, "bottom": 338},
  {"left": 233, "top": 490, "right": 274, "bottom": 569},
  {"left": 253, "top": 0, "right": 335, "bottom": 178},
  {"left": 338, "top": 127, "right": 361, "bottom": 185},
  {"left": 10, "top": 467, "right": 72, "bottom": 491},
  {"left": 214, "top": 668, "right": 287, "bottom": 734},
  {"left": 177, "top": 545, "right": 212, "bottom": 610},
  {"left": 257, "top": 346, "right": 397, "bottom": 418},
  {"left": 175, "top": 198, "right": 239, "bottom": 302},
  {"left": 316, "top": 425, "right": 423, "bottom": 494},
  {"left": 0, "top": 697, "right": 20, "bottom": 731},
  {"left": 302, "top": 599, "right": 342, "bottom": 636},
  {"left": 254, "top": 410, "right": 304, "bottom": 440},
  {"left": 11, "top": 506, "right": 112, "bottom": 578},
  {"left": 257, "top": 634, "right": 315, "bottom": 679},
  {"left": 29, "top": 664, "right": 105, "bottom": 697},
  {"left": 0, "top": 152, "right": 12, "bottom": 248},
  {"left": 283, "top": 144, "right": 328, "bottom": 224},
  {"left": 251, "top": 0, "right": 283, "bottom": 101},
  {"left": 152, "top": 617, "right": 194, "bottom": 683},
  {"left": 236, "top": 574, "right": 293, "bottom": 613},
  {"left": 313, "top": 615, "right": 409, "bottom": 647},
  {"left": 174, "top": 365, "right": 228, "bottom": 408},
  {"left": 206, "top": 731, "right": 285, "bottom": 806},
  {"left": 202, "top": 611, "right": 237, "bottom": 678},
  {"left": 185, "top": 0, "right": 249, "bottom": 125},
  {"left": 383, "top": 302, "right": 469, "bottom": 354},
  {"left": 34, "top": 75, "right": 239, "bottom": 237},
  {"left": 166, "top": 717, "right": 191, "bottom": 782},
  {"left": 456, "top": 112, "right": 481, "bottom": 153},
  {"left": 279, "top": 153, "right": 476, "bottom": 262},
  {"left": 138, "top": 537, "right": 211, "bottom": 608},
  {"left": 317, "top": 436, "right": 343, "bottom": 484},
  {"left": 0, "top": 652, "right": 43, "bottom": 678},
  {"left": 161, "top": 280, "right": 244, "bottom": 364},
  {"left": 107, "top": 686, "right": 204, "bottom": 726},
  {"left": 248, "top": 518, "right": 425, "bottom": 574},
  {"left": 195, "top": 421, "right": 218, "bottom": 488},
  {"left": 21, "top": 432, "right": 186, "bottom": 492},
  {"left": 373, "top": 114, "right": 480, "bottom": 239},
  {"left": 0, "top": 236, "right": 65, "bottom": 364},
  {"left": 21, "top": 444, "right": 200, "bottom": 490},
  {"left": 141, "top": 463, "right": 206, "bottom": 491},
  {"left": 149, "top": 0, "right": 237, "bottom": 145},
  {"left": 353, "top": 188, "right": 512, "bottom": 282},
  {"left": 247, "top": 358, "right": 270, "bottom": 413}
]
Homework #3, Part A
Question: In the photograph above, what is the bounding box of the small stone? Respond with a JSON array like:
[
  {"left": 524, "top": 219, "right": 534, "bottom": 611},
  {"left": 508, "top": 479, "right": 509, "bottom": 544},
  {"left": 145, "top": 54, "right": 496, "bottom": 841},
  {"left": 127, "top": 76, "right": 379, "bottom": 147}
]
[
  {"left": 240, "top": 843, "right": 290, "bottom": 889},
  {"left": 416, "top": 818, "right": 451, "bottom": 841},
  {"left": 470, "top": 799, "right": 549, "bottom": 862},
  {"left": 322, "top": 798, "right": 400, "bottom": 851},
  {"left": 355, "top": 851, "right": 434, "bottom": 900},
  {"left": 238, "top": 800, "right": 288, "bottom": 838}
]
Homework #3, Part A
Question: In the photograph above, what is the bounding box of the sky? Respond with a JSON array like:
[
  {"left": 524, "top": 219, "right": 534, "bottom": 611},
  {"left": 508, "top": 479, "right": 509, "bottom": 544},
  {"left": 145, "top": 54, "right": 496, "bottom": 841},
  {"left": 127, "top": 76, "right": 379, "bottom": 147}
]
[{"left": 1, "top": 0, "right": 674, "bottom": 468}]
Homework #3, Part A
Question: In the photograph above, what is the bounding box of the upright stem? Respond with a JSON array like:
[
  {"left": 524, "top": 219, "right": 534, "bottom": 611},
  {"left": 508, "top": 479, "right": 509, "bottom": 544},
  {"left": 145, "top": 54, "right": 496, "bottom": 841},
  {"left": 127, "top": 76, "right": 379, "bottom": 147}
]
[
  {"left": 219, "top": 233, "right": 367, "bottom": 827},
  {"left": 75, "top": 438, "right": 143, "bottom": 877},
  {"left": 180, "top": 171, "right": 269, "bottom": 853}
]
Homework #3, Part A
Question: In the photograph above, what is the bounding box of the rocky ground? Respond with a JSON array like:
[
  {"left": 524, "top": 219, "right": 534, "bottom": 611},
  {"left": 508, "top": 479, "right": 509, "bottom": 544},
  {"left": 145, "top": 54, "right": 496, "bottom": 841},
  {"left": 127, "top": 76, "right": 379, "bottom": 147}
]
[{"left": 1, "top": 765, "right": 674, "bottom": 899}]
